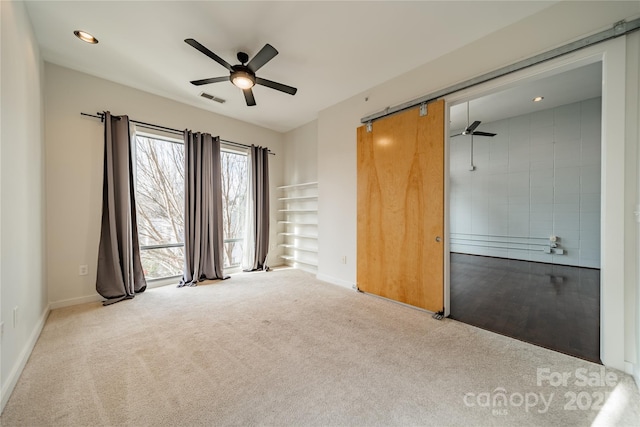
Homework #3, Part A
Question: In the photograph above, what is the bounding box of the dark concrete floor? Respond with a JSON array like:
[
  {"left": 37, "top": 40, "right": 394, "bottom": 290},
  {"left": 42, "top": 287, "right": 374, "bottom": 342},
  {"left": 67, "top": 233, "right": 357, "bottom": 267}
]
[{"left": 449, "top": 253, "right": 600, "bottom": 363}]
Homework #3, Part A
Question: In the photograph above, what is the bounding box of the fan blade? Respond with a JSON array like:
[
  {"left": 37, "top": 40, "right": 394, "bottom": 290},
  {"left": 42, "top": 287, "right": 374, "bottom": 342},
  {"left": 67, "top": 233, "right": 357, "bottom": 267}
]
[
  {"left": 243, "top": 88, "right": 256, "bottom": 106},
  {"left": 247, "top": 44, "right": 278, "bottom": 72},
  {"left": 472, "top": 131, "right": 496, "bottom": 137},
  {"left": 190, "top": 76, "right": 229, "bottom": 86},
  {"left": 465, "top": 120, "right": 481, "bottom": 134},
  {"left": 184, "top": 39, "right": 233, "bottom": 72},
  {"left": 255, "top": 77, "right": 297, "bottom": 95}
]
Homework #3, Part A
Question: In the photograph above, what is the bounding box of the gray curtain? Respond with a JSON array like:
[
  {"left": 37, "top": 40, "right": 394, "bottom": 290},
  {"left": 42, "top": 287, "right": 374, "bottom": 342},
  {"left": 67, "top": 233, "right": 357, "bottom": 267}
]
[
  {"left": 244, "top": 145, "right": 270, "bottom": 271},
  {"left": 179, "top": 131, "right": 228, "bottom": 286},
  {"left": 96, "top": 112, "right": 147, "bottom": 305}
]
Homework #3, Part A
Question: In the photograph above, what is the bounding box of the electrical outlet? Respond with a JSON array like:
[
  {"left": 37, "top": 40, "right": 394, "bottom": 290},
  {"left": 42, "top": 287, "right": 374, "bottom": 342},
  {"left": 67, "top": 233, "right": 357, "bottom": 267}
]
[
  {"left": 79, "top": 265, "right": 88, "bottom": 276},
  {"left": 341, "top": 256, "right": 347, "bottom": 264},
  {"left": 1, "top": 321, "right": 4, "bottom": 337},
  {"left": 13, "top": 307, "right": 18, "bottom": 328}
]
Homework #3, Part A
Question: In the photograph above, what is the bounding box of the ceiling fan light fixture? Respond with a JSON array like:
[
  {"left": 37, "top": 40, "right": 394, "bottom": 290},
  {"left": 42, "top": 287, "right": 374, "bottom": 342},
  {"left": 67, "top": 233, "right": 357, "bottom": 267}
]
[
  {"left": 185, "top": 39, "right": 296, "bottom": 106},
  {"left": 231, "top": 70, "right": 255, "bottom": 89},
  {"left": 73, "top": 30, "right": 98, "bottom": 44}
]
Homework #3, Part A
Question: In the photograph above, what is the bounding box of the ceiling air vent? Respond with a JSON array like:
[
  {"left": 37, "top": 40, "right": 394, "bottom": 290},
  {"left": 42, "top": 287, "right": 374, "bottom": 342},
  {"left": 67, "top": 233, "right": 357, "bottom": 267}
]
[{"left": 199, "top": 92, "right": 226, "bottom": 104}]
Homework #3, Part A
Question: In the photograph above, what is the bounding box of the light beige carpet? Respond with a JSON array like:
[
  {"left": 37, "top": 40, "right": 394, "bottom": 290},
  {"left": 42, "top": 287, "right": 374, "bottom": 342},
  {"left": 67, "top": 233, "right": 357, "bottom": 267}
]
[{"left": 1, "top": 268, "right": 639, "bottom": 426}]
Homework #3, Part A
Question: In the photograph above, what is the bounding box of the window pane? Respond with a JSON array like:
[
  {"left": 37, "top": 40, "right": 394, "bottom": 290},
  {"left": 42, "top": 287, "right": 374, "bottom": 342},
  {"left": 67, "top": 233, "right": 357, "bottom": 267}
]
[
  {"left": 140, "top": 246, "right": 184, "bottom": 280},
  {"left": 135, "top": 136, "right": 185, "bottom": 246},
  {"left": 221, "top": 151, "right": 248, "bottom": 268},
  {"left": 223, "top": 240, "right": 244, "bottom": 268},
  {"left": 135, "top": 135, "right": 185, "bottom": 280}
]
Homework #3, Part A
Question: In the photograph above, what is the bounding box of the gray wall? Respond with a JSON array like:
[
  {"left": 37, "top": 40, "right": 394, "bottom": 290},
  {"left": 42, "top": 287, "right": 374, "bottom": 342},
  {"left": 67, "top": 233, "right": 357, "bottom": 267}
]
[{"left": 450, "top": 98, "right": 601, "bottom": 268}]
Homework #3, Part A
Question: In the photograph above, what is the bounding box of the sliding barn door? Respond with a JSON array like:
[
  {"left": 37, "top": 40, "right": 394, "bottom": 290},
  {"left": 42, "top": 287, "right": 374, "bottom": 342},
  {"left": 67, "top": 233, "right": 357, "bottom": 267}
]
[{"left": 357, "top": 100, "right": 444, "bottom": 312}]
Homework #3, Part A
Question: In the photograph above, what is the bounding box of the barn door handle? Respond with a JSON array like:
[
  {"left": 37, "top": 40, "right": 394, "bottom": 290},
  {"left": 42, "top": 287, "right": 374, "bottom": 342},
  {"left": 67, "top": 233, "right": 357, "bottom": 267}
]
[{"left": 435, "top": 236, "right": 441, "bottom": 242}]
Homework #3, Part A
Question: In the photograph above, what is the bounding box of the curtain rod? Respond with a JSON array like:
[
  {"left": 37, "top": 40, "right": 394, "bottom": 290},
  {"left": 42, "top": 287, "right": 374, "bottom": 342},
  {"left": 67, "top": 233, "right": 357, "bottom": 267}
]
[{"left": 80, "top": 112, "right": 275, "bottom": 155}]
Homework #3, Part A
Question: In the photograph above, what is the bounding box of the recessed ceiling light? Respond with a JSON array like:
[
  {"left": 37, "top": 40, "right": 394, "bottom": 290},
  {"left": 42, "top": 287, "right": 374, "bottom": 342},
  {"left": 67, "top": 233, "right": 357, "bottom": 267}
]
[
  {"left": 74, "top": 30, "right": 98, "bottom": 44},
  {"left": 533, "top": 96, "right": 544, "bottom": 102}
]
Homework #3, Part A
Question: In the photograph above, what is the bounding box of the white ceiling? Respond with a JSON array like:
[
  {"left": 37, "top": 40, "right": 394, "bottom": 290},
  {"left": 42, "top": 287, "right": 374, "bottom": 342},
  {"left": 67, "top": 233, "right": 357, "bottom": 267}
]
[
  {"left": 24, "top": 1, "right": 558, "bottom": 133},
  {"left": 449, "top": 61, "right": 603, "bottom": 133}
]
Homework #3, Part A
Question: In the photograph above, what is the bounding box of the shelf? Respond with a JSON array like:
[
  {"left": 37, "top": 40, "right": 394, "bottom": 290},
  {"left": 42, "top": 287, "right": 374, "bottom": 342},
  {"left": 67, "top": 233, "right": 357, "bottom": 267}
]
[
  {"left": 277, "top": 195, "right": 318, "bottom": 201},
  {"left": 279, "top": 232, "right": 317, "bottom": 239},
  {"left": 277, "top": 181, "right": 318, "bottom": 190},
  {"left": 280, "top": 255, "right": 318, "bottom": 267},
  {"left": 278, "top": 221, "right": 318, "bottom": 226},
  {"left": 279, "top": 244, "right": 317, "bottom": 253},
  {"left": 278, "top": 209, "right": 318, "bottom": 213},
  {"left": 278, "top": 182, "right": 319, "bottom": 270}
]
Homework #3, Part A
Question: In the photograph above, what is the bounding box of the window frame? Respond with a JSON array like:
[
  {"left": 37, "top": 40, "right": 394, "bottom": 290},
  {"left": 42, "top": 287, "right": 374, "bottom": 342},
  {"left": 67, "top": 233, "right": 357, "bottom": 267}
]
[
  {"left": 133, "top": 130, "right": 186, "bottom": 283},
  {"left": 218, "top": 145, "right": 249, "bottom": 273}
]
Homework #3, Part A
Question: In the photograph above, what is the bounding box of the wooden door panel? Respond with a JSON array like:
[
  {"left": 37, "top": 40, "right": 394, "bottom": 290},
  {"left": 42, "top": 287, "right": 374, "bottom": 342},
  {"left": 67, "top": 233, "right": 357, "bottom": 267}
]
[{"left": 357, "top": 100, "right": 444, "bottom": 312}]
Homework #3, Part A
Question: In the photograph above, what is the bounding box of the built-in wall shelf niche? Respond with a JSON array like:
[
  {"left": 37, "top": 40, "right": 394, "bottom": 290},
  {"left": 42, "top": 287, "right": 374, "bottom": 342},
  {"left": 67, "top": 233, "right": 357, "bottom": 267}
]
[{"left": 277, "top": 182, "right": 318, "bottom": 273}]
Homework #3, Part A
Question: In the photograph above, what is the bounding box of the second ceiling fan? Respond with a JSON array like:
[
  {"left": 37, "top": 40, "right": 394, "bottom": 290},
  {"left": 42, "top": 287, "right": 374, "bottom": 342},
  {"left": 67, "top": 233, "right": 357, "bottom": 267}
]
[
  {"left": 451, "top": 120, "right": 497, "bottom": 138},
  {"left": 452, "top": 101, "right": 497, "bottom": 138},
  {"left": 185, "top": 38, "right": 297, "bottom": 106},
  {"left": 453, "top": 102, "right": 498, "bottom": 171}
]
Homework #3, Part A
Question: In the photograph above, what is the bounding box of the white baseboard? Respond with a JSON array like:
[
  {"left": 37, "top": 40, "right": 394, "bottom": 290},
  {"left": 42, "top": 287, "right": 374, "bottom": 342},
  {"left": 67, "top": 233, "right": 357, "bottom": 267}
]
[
  {"left": 316, "top": 273, "right": 355, "bottom": 290},
  {"left": 1, "top": 304, "right": 50, "bottom": 413},
  {"left": 49, "top": 294, "right": 102, "bottom": 310}
]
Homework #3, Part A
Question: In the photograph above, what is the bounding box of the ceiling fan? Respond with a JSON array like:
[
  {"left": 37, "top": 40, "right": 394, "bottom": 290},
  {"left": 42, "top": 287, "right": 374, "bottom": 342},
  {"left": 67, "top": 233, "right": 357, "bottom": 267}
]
[
  {"left": 451, "top": 120, "right": 497, "bottom": 137},
  {"left": 453, "top": 102, "right": 498, "bottom": 171},
  {"left": 452, "top": 101, "right": 496, "bottom": 138},
  {"left": 185, "top": 38, "right": 297, "bottom": 106}
]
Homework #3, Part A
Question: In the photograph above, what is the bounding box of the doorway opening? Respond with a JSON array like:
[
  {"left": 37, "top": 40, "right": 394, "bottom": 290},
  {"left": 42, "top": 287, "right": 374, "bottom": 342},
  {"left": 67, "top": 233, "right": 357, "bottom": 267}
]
[{"left": 447, "top": 62, "right": 603, "bottom": 362}]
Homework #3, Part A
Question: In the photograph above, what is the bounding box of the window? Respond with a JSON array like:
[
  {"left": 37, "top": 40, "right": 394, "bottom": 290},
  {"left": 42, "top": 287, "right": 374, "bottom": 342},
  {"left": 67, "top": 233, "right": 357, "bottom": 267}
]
[
  {"left": 134, "top": 133, "right": 249, "bottom": 279},
  {"left": 220, "top": 150, "right": 248, "bottom": 269},
  {"left": 135, "top": 134, "right": 185, "bottom": 279}
]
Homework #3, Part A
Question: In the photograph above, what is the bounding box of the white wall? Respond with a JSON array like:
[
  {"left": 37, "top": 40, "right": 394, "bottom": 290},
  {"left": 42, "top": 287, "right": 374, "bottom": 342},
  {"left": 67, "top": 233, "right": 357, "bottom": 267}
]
[
  {"left": 450, "top": 98, "right": 602, "bottom": 268},
  {"left": 315, "top": 1, "right": 639, "bottom": 370},
  {"left": 0, "top": 0, "right": 48, "bottom": 411},
  {"left": 44, "top": 64, "right": 285, "bottom": 307},
  {"left": 283, "top": 120, "right": 318, "bottom": 186}
]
